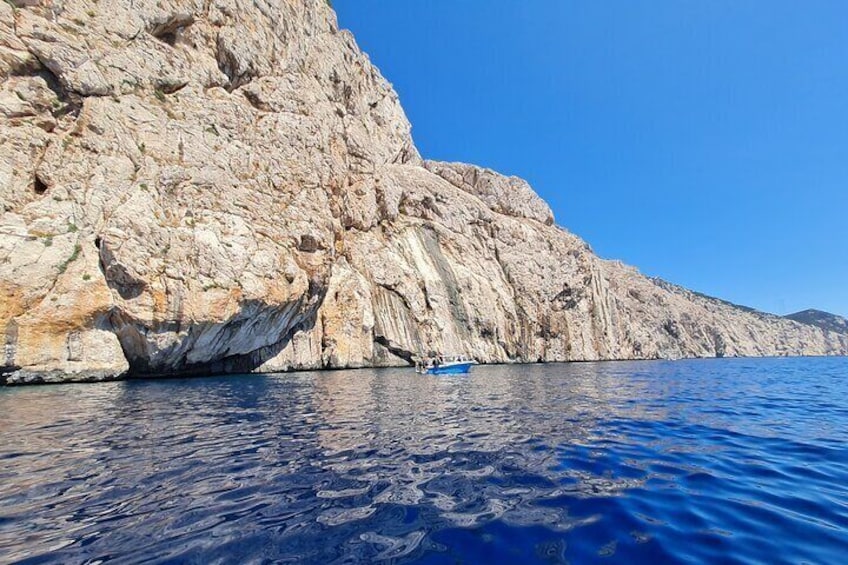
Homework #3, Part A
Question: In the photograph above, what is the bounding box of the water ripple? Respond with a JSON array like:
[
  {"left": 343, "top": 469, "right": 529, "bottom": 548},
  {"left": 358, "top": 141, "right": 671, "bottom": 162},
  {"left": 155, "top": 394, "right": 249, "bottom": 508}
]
[{"left": 1, "top": 357, "right": 847, "bottom": 563}]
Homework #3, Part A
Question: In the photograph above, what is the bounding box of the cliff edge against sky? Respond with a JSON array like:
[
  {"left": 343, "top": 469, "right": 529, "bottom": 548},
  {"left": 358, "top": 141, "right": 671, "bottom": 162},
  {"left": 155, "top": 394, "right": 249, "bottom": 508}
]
[{"left": 2, "top": 0, "right": 846, "bottom": 384}]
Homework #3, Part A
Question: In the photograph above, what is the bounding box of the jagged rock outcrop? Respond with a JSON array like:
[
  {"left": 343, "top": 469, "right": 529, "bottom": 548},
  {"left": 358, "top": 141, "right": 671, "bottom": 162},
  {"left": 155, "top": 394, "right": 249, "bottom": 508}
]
[{"left": 2, "top": 0, "right": 846, "bottom": 384}]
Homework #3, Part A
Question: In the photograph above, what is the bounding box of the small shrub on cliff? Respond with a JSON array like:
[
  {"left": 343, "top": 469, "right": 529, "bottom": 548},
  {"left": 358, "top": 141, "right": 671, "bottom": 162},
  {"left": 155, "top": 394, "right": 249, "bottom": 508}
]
[{"left": 58, "top": 244, "right": 82, "bottom": 275}]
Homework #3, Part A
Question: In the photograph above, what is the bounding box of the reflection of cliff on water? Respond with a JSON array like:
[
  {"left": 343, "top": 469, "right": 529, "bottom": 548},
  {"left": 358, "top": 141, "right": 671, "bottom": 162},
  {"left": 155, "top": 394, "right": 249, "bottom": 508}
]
[
  {"left": 1, "top": 362, "right": 670, "bottom": 562},
  {"left": 312, "top": 362, "right": 665, "bottom": 455},
  {"left": 306, "top": 363, "right": 665, "bottom": 530},
  {"left": 4, "top": 359, "right": 847, "bottom": 563}
]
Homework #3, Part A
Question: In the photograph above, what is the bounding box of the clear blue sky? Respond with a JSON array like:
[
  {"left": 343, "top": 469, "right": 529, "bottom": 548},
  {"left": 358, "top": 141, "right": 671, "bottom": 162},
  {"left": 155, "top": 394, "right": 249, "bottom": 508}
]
[{"left": 335, "top": 1, "right": 847, "bottom": 317}]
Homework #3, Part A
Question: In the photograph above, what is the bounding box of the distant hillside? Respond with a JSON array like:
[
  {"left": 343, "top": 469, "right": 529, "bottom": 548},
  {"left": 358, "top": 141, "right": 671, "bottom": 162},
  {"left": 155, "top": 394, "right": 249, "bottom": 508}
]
[
  {"left": 785, "top": 310, "right": 848, "bottom": 335},
  {"left": 648, "top": 278, "right": 773, "bottom": 318}
]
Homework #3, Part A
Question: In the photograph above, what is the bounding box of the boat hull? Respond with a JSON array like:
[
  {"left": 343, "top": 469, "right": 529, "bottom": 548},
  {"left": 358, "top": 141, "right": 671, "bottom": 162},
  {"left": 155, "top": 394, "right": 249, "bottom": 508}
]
[{"left": 425, "top": 362, "right": 474, "bottom": 375}]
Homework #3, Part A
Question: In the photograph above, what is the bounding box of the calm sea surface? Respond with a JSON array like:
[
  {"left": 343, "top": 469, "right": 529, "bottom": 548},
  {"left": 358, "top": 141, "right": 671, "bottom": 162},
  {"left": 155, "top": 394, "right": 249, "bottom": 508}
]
[{"left": 1, "top": 358, "right": 847, "bottom": 564}]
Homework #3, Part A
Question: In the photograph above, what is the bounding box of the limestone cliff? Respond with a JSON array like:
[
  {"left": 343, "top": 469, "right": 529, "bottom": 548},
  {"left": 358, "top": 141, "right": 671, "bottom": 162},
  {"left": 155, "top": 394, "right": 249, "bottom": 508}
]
[{"left": 2, "top": 0, "right": 846, "bottom": 384}]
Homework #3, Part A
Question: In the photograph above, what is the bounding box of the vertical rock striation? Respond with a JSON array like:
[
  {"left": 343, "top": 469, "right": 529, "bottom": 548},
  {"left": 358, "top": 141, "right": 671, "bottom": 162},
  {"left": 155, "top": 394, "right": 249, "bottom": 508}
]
[{"left": 1, "top": 0, "right": 845, "bottom": 383}]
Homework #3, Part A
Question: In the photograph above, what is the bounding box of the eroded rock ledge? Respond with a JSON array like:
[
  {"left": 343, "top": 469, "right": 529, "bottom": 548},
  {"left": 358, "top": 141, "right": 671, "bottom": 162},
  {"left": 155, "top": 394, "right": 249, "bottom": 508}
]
[{"left": 2, "top": 0, "right": 846, "bottom": 384}]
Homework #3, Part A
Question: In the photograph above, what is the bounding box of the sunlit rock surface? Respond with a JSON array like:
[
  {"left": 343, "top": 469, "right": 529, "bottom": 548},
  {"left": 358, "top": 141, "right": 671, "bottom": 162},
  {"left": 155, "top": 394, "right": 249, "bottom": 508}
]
[{"left": 2, "top": 0, "right": 846, "bottom": 383}]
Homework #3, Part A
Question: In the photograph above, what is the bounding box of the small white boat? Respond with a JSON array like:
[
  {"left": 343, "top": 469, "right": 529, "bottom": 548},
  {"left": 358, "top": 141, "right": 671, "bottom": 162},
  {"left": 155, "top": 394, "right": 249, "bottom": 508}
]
[{"left": 415, "top": 355, "right": 478, "bottom": 375}]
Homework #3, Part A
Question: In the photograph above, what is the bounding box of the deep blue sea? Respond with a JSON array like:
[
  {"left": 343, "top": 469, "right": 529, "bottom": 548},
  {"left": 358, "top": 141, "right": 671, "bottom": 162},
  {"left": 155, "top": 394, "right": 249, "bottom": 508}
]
[{"left": 2, "top": 357, "right": 848, "bottom": 564}]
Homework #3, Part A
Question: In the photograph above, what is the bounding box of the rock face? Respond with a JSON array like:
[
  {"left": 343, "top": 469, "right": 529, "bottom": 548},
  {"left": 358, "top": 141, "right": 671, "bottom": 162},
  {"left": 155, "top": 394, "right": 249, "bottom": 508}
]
[
  {"left": 785, "top": 309, "right": 848, "bottom": 335},
  {"left": 1, "top": 0, "right": 846, "bottom": 384}
]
